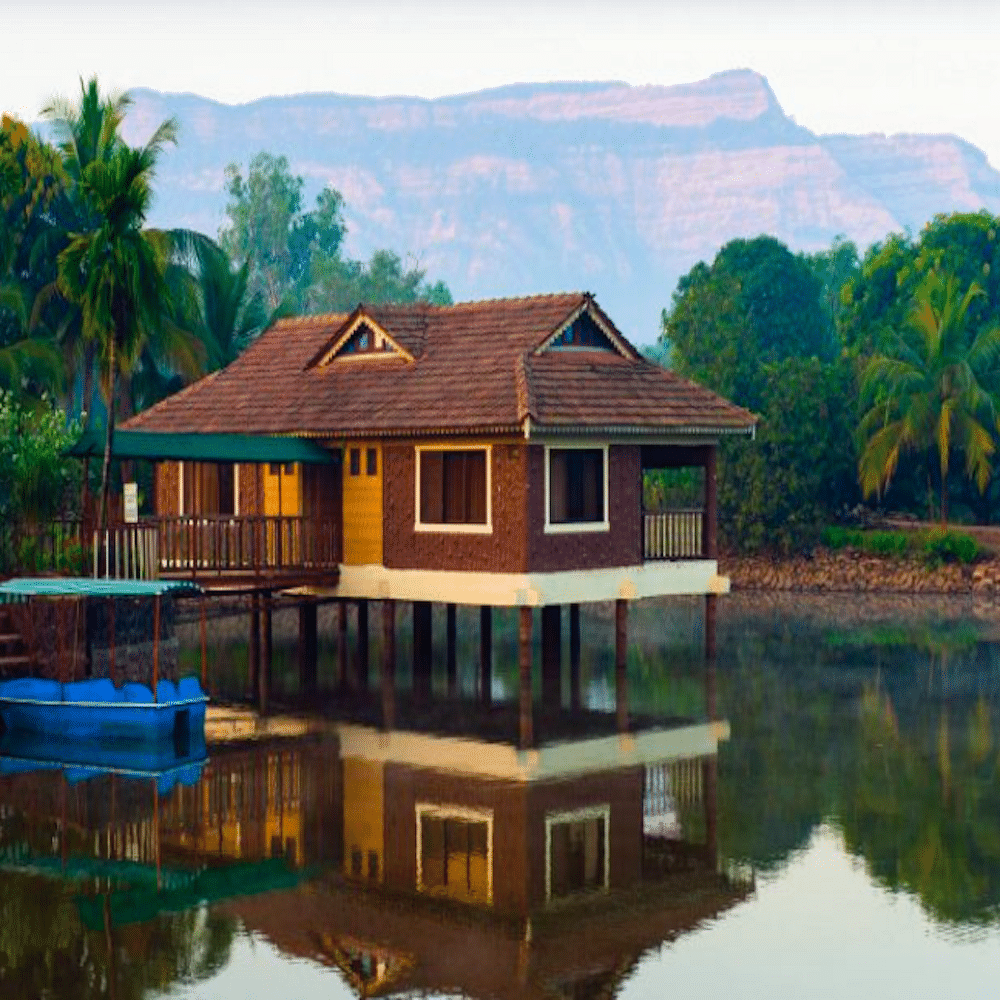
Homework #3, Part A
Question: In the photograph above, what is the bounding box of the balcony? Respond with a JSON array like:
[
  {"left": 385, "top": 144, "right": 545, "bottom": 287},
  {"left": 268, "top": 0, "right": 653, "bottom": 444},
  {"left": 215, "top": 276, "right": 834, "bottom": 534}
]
[{"left": 642, "top": 509, "right": 707, "bottom": 561}]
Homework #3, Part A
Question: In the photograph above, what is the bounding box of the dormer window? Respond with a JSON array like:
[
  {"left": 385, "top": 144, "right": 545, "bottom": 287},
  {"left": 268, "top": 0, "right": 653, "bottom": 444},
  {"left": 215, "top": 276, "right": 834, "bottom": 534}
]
[
  {"left": 339, "top": 322, "right": 394, "bottom": 356},
  {"left": 549, "top": 313, "right": 616, "bottom": 351}
]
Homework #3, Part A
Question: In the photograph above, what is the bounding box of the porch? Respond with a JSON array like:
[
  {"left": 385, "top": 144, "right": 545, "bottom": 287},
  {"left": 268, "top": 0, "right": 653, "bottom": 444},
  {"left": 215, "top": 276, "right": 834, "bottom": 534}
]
[{"left": 641, "top": 444, "right": 717, "bottom": 562}]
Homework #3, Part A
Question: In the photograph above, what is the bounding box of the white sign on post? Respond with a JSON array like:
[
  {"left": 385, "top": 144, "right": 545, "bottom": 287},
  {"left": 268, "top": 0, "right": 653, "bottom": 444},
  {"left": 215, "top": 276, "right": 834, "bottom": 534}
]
[{"left": 123, "top": 482, "right": 139, "bottom": 523}]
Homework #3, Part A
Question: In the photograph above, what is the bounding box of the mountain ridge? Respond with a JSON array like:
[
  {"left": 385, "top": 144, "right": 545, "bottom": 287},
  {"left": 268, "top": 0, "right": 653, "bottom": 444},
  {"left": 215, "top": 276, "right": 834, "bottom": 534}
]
[{"left": 103, "top": 70, "right": 1000, "bottom": 342}]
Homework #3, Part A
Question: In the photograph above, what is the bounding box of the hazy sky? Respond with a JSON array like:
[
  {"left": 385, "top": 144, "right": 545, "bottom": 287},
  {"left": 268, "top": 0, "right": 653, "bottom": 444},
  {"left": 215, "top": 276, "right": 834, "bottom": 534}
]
[{"left": 4, "top": 0, "right": 1000, "bottom": 165}]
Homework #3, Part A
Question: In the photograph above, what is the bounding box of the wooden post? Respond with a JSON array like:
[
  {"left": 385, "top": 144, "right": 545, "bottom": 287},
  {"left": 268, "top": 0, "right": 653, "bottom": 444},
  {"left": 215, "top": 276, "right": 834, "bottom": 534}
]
[
  {"left": 479, "top": 605, "right": 493, "bottom": 704},
  {"left": 446, "top": 603, "right": 457, "bottom": 696},
  {"left": 705, "top": 594, "right": 717, "bottom": 720},
  {"left": 152, "top": 596, "right": 160, "bottom": 702},
  {"left": 108, "top": 598, "right": 116, "bottom": 687},
  {"left": 337, "top": 601, "right": 348, "bottom": 690},
  {"left": 704, "top": 445, "right": 718, "bottom": 559},
  {"left": 248, "top": 592, "right": 260, "bottom": 701},
  {"left": 569, "top": 603, "right": 581, "bottom": 711},
  {"left": 356, "top": 599, "right": 369, "bottom": 691},
  {"left": 200, "top": 594, "right": 208, "bottom": 690},
  {"left": 260, "top": 593, "right": 272, "bottom": 715},
  {"left": 413, "top": 601, "right": 433, "bottom": 699},
  {"left": 299, "top": 599, "right": 318, "bottom": 696},
  {"left": 615, "top": 598, "right": 628, "bottom": 733},
  {"left": 382, "top": 599, "right": 396, "bottom": 730},
  {"left": 541, "top": 605, "right": 561, "bottom": 709},
  {"left": 518, "top": 606, "right": 533, "bottom": 750}
]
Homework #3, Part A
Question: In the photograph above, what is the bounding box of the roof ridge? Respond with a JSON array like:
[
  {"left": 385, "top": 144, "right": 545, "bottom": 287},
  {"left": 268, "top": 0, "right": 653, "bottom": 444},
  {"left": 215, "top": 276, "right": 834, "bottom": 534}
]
[{"left": 515, "top": 353, "right": 537, "bottom": 425}]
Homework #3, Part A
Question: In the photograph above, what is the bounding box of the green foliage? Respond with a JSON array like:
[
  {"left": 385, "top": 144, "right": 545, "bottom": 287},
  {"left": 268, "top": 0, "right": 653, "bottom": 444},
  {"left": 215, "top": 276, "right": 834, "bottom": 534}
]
[
  {"left": 719, "top": 355, "right": 860, "bottom": 554},
  {"left": 857, "top": 271, "right": 1000, "bottom": 521},
  {"left": 220, "top": 152, "right": 451, "bottom": 314},
  {"left": 820, "top": 524, "right": 979, "bottom": 564},
  {"left": 0, "top": 391, "right": 81, "bottom": 525}
]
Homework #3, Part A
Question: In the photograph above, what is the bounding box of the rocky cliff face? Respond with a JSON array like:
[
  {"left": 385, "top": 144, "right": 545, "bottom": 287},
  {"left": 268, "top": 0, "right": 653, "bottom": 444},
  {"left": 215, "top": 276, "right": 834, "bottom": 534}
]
[{"left": 123, "top": 70, "right": 1000, "bottom": 341}]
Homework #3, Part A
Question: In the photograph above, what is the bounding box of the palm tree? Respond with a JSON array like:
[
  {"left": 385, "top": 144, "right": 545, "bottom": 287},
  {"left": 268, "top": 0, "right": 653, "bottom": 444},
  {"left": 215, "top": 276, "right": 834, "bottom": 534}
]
[
  {"left": 43, "top": 78, "right": 132, "bottom": 426},
  {"left": 57, "top": 121, "right": 178, "bottom": 534},
  {"left": 858, "top": 271, "right": 1000, "bottom": 522}
]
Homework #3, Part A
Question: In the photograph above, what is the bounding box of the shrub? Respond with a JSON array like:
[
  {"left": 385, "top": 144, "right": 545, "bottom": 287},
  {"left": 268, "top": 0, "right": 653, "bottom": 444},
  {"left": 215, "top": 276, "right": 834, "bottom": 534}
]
[{"left": 920, "top": 530, "right": 978, "bottom": 565}]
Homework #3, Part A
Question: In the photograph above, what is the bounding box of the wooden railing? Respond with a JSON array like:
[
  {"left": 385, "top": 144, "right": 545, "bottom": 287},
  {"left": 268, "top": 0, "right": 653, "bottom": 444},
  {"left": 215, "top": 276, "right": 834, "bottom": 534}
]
[
  {"left": 154, "top": 515, "right": 340, "bottom": 576},
  {"left": 93, "top": 524, "right": 160, "bottom": 579},
  {"left": 643, "top": 509, "right": 705, "bottom": 560}
]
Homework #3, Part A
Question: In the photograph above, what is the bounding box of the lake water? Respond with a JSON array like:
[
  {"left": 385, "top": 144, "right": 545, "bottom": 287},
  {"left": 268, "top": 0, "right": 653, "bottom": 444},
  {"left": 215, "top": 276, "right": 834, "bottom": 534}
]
[{"left": 2, "top": 592, "right": 999, "bottom": 999}]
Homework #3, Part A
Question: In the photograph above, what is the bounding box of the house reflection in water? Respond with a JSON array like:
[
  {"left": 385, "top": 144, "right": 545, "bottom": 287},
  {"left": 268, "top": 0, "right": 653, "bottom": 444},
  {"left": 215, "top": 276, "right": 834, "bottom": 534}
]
[{"left": 0, "top": 663, "right": 752, "bottom": 999}]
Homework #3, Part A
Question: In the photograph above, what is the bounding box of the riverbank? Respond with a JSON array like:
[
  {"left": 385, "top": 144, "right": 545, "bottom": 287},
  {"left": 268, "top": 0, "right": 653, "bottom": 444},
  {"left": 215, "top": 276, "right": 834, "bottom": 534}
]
[{"left": 721, "top": 548, "right": 1000, "bottom": 595}]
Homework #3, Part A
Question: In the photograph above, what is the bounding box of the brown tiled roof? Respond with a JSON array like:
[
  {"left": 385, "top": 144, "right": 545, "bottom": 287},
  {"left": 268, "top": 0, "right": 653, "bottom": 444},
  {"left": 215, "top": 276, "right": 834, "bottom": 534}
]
[{"left": 125, "top": 293, "right": 755, "bottom": 438}]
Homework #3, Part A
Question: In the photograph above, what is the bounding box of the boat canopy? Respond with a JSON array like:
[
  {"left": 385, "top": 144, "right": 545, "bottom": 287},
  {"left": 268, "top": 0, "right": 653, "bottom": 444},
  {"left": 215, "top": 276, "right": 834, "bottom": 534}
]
[
  {"left": 66, "top": 428, "right": 337, "bottom": 465},
  {"left": 0, "top": 577, "right": 202, "bottom": 599}
]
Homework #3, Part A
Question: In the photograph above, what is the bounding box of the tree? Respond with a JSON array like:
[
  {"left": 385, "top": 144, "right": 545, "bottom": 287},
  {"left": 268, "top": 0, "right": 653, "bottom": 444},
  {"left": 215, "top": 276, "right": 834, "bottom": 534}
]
[
  {"left": 664, "top": 235, "right": 832, "bottom": 410},
  {"left": 219, "top": 152, "right": 346, "bottom": 311},
  {"left": 220, "top": 151, "right": 452, "bottom": 315},
  {"left": 857, "top": 272, "right": 1000, "bottom": 522},
  {"left": 57, "top": 122, "right": 178, "bottom": 533}
]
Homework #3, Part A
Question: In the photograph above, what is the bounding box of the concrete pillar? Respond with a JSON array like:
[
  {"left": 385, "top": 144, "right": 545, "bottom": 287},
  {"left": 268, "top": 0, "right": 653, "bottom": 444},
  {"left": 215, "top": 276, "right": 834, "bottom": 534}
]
[
  {"left": 337, "top": 602, "right": 348, "bottom": 690},
  {"left": 356, "top": 600, "right": 369, "bottom": 692},
  {"left": 479, "top": 606, "right": 493, "bottom": 704},
  {"left": 569, "top": 603, "right": 581, "bottom": 711},
  {"left": 615, "top": 598, "right": 628, "bottom": 733},
  {"left": 260, "top": 593, "right": 273, "bottom": 716},
  {"left": 446, "top": 603, "right": 457, "bottom": 696},
  {"left": 518, "top": 606, "right": 533, "bottom": 749},
  {"left": 413, "top": 601, "right": 433, "bottom": 699},
  {"left": 382, "top": 600, "right": 396, "bottom": 731},
  {"left": 298, "top": 599, "right": 318, "bottom": 696},
  {"left": 541, "top": 605, "right": 562, "bottom": 709},
  {"left": 248, "top": 592, "right": 260, "bottom": 702}
]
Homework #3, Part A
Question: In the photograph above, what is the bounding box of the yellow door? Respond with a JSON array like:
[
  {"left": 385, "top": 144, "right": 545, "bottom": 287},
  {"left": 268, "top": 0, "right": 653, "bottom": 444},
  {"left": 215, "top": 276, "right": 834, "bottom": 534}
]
[
  {"left": 343, "top": 443, "right": 383, "bottom": 565},
  {"left": 263, "top": 462, "right": 302, "bottom": 564}
]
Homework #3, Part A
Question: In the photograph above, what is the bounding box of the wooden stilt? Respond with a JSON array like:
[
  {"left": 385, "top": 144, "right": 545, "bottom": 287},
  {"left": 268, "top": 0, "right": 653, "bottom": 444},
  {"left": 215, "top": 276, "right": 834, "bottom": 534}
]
[
  {"left": 108, "top": 598, "right": 116, "bottom": 687},
  {"left": 569, "top": 603, "right": 581, "bottom": 711},
  {"left": 152, "top": 596, "right": 160, "bottom": 701},
  {"left": 356, "top": 599, "right": 369, "bottom": 691},
  {"left": 479, "top": 605, "right": 493, "bottom": 704},
  {"left": 446, "top": 603, "right": 457, "bottom": 696},
  {"left": 337, "top": 601, "right": 348, "bottom": 690},
  {"left": 260, "top": 593, "right": 272, "bottom": 715},
  {"left": 413, "top": 601, "right": 433, "bottom": 699},
  {"left": 299, "top": 599, "right": 318, "bottom": 696},
  {"left": 518, "top": 606, "right": 533, "bottom": 749},
  {"left": 248, "top": 592, "right": 260, "bottom": 701},
  {"left": 705, "top": 594, "right": 717, "bottom": 720},
  {"left": 200, "top": 594, "right": 208, "bottom": 690},
  {"left": 541, "top": 605, "right": 561, "bottom": 709},
  {"left": 615, "top": 598, "right": 628, "bottom": 733},
  {"left": 382, "top": 599, "right": 396, "bottom": 730}
]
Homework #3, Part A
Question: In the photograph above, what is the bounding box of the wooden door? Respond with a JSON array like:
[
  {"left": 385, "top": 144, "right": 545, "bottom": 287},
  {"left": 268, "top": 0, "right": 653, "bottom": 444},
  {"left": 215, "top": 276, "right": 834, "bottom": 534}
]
[{"left": 342, "top": 444, "right": 383, "bottom": 565}]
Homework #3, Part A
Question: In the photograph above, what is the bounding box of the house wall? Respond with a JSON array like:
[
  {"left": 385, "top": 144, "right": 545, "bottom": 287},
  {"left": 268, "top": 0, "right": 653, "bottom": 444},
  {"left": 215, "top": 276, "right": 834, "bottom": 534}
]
[
  {"left": 524, "top": 767, "right": 645, "bottom": 908},
  {"left": 155, "top": 462, "right": 181, "bottom": 516},
  {"left": 382, "top": 763, "right": 530, "bottom": 916},
  {"left": 382, "top": 438, "right": 529, "bottom": 574},
  {"left": 526, "top": 444, "right": 642, "bottom": 573}
]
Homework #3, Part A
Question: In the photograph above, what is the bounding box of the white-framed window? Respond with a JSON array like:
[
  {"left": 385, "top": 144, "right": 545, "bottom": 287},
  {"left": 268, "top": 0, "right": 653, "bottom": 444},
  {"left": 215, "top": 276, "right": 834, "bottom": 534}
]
[
  {"left": 415, "top": 803, "right": 493, "bottom": 904},
  {"left": 544, "top": 444, "right": 610, "bottom": 534},
  {"left": 415, "top": 445, "right": 492, "bottom": 534},
  {"left": 545, "top": 804, "right": 610, "bottom": 901}
]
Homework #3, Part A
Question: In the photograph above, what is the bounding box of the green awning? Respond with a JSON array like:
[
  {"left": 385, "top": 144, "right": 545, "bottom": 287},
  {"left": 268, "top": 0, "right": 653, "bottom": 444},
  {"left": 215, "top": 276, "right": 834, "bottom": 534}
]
[
  {"left": 66, "top": 428, "right": 337, "bottom": 465},
  {"left": 0, "top": 578, "right": 202, "bottom": 599}
]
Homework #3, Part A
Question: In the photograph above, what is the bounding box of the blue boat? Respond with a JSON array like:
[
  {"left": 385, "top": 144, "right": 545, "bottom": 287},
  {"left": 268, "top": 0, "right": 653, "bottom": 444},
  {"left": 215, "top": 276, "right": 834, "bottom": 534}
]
[
  {"left": 0, "top": 675, "right": 208, "bottom": 741},
  {"left": 0, "top": 576, "right": 208, "bottom": 743}
]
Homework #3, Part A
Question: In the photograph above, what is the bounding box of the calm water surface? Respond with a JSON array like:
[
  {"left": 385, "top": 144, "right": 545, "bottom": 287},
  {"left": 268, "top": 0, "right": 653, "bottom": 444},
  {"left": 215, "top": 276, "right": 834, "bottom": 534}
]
[{"left": 2, "top": 593, "right": 1000, "bottom": 999}]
